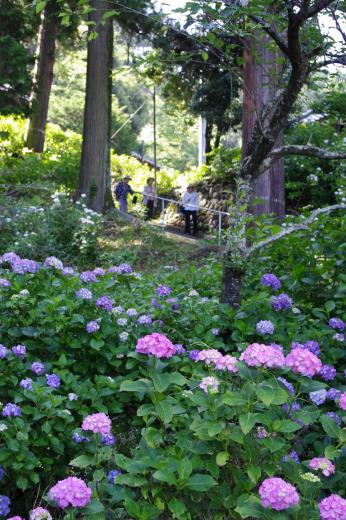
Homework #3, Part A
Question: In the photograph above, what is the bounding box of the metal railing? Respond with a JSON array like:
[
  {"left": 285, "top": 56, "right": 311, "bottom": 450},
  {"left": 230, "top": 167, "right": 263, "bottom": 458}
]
[{"left": 135, "top": 192, "right": 230, "bottom": 242}]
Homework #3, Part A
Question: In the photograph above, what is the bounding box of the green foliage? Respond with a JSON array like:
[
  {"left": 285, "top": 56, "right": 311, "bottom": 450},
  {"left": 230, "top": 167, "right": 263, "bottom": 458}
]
[{"left": 206, "top": 145, "right": 241, "bottom": 182}]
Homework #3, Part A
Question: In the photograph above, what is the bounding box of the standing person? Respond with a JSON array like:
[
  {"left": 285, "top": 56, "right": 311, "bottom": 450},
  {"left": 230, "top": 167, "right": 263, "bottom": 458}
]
[
  {"left": 114, "top": 175, "right": 134, "bottom": 213},
  {"left": 142, "top": 177, "right": 157, "bottom": 220},
  {"left": 182, "top": 184, "right": 199, "bottom": 235}
]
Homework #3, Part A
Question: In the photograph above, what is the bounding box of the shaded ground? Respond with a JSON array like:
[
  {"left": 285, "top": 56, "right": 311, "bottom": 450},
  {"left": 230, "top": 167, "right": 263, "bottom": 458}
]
[{"left": 101, "top": 212, "right": 218, "bottom": 272}]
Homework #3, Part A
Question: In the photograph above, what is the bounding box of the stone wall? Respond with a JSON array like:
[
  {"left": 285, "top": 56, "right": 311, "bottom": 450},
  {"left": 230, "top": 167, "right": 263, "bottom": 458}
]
[{"left": 163, "top": 178, "right": 234, "bottom": 233}]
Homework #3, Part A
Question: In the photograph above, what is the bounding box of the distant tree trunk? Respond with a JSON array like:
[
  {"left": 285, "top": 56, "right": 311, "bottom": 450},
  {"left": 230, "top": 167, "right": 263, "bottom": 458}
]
[
  {"left": 242, "top": 34, "right": 285, "bottom": 218},
  {"left": 205, "top": 119, "right": 213, "bottom": 163},
  {"left": 26, "top": 3, "right": 58, "bottom": 152},
  {"left": 77, "top": 0, "right": 113, "bottom": 212}
]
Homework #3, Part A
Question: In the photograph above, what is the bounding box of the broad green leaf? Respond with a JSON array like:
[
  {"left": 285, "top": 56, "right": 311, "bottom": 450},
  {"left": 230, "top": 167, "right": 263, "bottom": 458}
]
[
  {"left": 124, "top": 498, "right": 140, "bottom": 518},
  {"left": 120, "top": 379, "right": 151, "bottom": 393},
  {"left": 153, "top": 469, "right": 177, "bottom": 485},
  {"left": 35, "top": 1, "right": 47, "bottom": 13},
  {"left": 275, "top": 419, "right": 302, "bottom": 433},
  {"left": 324, "top": 446, "right": 340, "bottom": 460},
  {"left": 69, "top": 455, "right": 94, "bottom": 468},
  {"left": 155, "top": 400, "right": 173, "bottom": 424},
  {"left": 223, "top": 392, "right": 247, "bottom": 406},
  {"left": 116, "top": 474, "right": 147, "bottom": 487},
  {"left": 143, "top": 427, "right": 163, "bottom": 448},
  {"left": 247, "top": 465, "right": 261, "bottom": 484},
  {"left": 239, "top": 413, "right": 258, "bottom": 435},
  {"left": 101, "top": 9, "right": 118, "bottom": 20},
  {"left": 177, "top": 459, "right": 193, "bottom": 480},
  {"left": 256, "top": 386, "right": 275, "bottom": 407},
  {"left": 235, "top": 494, "right": 262, "bottom": 519},
  {"left": 149, "top": 371, "right": 170, "bottom": 392},
  {"left": 185, "top": 474, "right": 217, "bottom": 491},
  {"left": 168, "top": 498, "right": 186, "bottom": 519},
  {"left": 216, "top": 451, "right": 229, "bottom": 466},
  {"left": 320, "top": 415, "right": 342, "bottom": 439}
]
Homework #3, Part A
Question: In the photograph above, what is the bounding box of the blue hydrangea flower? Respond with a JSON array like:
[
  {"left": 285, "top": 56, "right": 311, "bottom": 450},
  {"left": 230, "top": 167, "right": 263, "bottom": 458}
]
[
  {"left": 118, "top": 263, "right": 132, "bottom": 274},
  {"left": 325, "top": 412, "right": 342, "bottom": 426},
  {"left": 188, "top": 350, "right": 200, "bottom": 361},
  {"left": 261, "top": 273, "right": 281, "bottom": 290},
  {"left": 137, "top": 315, "right": 152, "bottom": 325},
  {"left": 0, "top": 495, "right": 10, "bottom": 516},
  {"left": 320, "top": 365, "right": 337, "bottom": 381},
  {"left": 20, "top": 378, "right": 33, "bottom": 390},
  {"left": 126, "top": 308, "right": 137, "bottom": 317},
  {"left": 272, "top": 294, "right": 293, "bottom": 311},
  {"left": 326, "top": 388, "right": 342, "bottom": 400},
  {"left": 72, "top": 432, "right": 90, "bottom": 443},
  {"left": 277, "top": 377, "right": 294, "bottom": 396},
  {"left": 329, "top": 317, "right": 345, "bottom": 331},
  {"left": 31, "top": 362, "right": 45, "bottom": 375},
  {"left": 75, "top": 288, "right": 93, "bottom": 300},
  {"left": 80, "top": 270, "right": 98, "bottom": 283},
  {"left": 11, "top": 344, "right": 26, "bottom": 358},
  {"left": 256, "top": 320, "right": 275, "bottom": 335},
  {"left": 46, "top": 374, "right": 61, "bottom": 388},
  {"left": 101, "top": 433, "right": 115, "bottom": 446},
  {"left": 282, "top": 402, "right": 301, "bottom": 413},
  {"left": 282, "top": 450, "right": 300, "bottom": 464},
  {"left": 107, "top": 470, "right": 122, "bottom": 484},
  {"left": 211, "top": 328, "right": 220, "bottom": 336},
  {"left": 309, "top": 389, "right": 327, "bottom": 405},
  {"left": 2, "top": 403, "right": 21, "bottom": 417},
  {"left": 0, "top": 278, "right": 11, "bottom": 288},
  {"left": 95, "top": 296, "right": 113, "bottom": 311},
  {"left": 156, "top": 285, "right": 171, "bottom": 297},
  {"left": 174, "top": 344, "right": 186, "bottom": 355},
  {"left": 0, "top": 465, "right": 4, "bottom": 481},
  {"left": 0, "top": 345, "right": 8, "bottom": 359},
  {"left": 304, "top": 340, "right": 320, "bottom": 356},
  {"left": 86, "top": 320, "right": 100, "bottom": 334}
]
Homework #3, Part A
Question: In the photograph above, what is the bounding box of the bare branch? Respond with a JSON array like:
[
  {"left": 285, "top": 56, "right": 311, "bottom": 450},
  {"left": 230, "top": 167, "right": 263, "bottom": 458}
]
[
  {"left": 307, "top": 0, "right": 337, "bottom": 18},
  {"left": 256, "top": 145, "right": 346, "bottom": 177},
  {"left": 249, "top": 15, "right": 289, "bottom": 56},
  {"left": 247, "top": 204, "right": 346, "bottom": 256}
]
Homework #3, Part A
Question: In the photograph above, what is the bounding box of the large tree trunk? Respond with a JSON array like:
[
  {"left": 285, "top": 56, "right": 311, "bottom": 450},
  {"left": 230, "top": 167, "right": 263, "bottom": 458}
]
[
  {"left": 26, "top": 3, "right": 58, "bottom": 152},
  {"left": 77, "top": 0, "right": 113, "bottom": 212},
  {"left": 242, "top": 35, "right": 285, "bottom": 218}
]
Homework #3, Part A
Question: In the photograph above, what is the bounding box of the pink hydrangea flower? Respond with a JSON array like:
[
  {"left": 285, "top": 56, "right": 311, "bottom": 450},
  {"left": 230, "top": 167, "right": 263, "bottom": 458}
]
[
  {"left": 214, "top": 355, "right": 239, "bottom": 373},
  {"left": 309, "top": 458, "right": 336, "bottom": 476},
  {"left": 30, "top": 507, "right": 52, "bottom": 520},
  {"left": 259, "top": 477, "right": 300, "bottom": 511},
  {"left": 81, "top": 412, "right": 112, "bottom": 434},
  {"left": 8, "top": 517, "right": 24, "bottom": 520},
  {"left": 136, "top": 333, "right": 176, "bottom": 358},
  {"left": 48, "top": 477, "right": 92, "bottom": 509},
  {"left": 339, "top": 392, "right": 346, "bottom": 410},
  {"left": 196, "top": 349, "right": 223, "bottom": 365},
  {"left": 240, "top": 343, "right": 285, "bottom": 369},
  {"left": 199, "top": 376, "right": 219, "bottom": 394},
  {"left": 319, "top": 494, "right": 346, "bottom": 520},
  {"left": 285, "top": 347, "right": 322, "bottom": 377}
]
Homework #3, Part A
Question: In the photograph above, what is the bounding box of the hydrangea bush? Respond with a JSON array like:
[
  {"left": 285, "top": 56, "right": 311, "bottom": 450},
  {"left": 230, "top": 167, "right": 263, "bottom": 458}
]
[{"left": 0, "top": 213, "right": 345, "bottom": 518}]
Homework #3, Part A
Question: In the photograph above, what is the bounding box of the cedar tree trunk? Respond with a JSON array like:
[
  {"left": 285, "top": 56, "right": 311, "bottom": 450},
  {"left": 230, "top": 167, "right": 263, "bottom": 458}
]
[
  {"left": 26, "top": 3, "right": 58, "bottom": 152},
  {"left": 77, "top": 0, "right": 113, "bottom": 212}
]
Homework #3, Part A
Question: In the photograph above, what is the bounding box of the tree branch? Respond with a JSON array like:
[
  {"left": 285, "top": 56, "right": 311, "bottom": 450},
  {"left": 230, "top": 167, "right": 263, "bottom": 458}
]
[
  {"left": 247, "top": 204, "right": 346, "bottom": 256},
  {"left": 307, "top": 0, "right": 337, "bottom": 18},
  {"left": 249, "top": 15, "right": 289, "bottom": 56},
  {"left": 256, "top": 145, "right": 346, "bottom": 177}
]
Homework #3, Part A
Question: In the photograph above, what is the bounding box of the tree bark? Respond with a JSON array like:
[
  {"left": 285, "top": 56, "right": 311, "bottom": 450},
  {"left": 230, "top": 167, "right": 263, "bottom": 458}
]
[
  {"left": 242, "top": 34, "right": 285, "bottom": 218},
  {"left": 77, "top": 0, "right": 113, "bottom": 212},
  {"left": 220, "top": 264, "right": 245, "bottom": 308},
  {"left": 26, "top": 3, "right": 58, "bottom": 152}
]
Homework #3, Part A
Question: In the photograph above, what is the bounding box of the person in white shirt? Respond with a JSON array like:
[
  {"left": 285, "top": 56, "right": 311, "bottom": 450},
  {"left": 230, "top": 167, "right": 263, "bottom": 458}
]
[
  {"left": 142, "top": 177, "right": 157, "bottom": 220},
  {"left": 182, "top": 185, "right": 199, "bottom": 235}
]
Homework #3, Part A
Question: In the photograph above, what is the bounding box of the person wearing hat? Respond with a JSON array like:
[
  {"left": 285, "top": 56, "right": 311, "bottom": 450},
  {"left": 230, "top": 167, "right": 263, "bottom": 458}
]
[
  {"left": 114, "top": 175, "right": 134, "bottom": 213},
  {"left": 142, "top": 177, "right": 157, "bottom": 220},
  {"left": 181, "top": 184, "right": 199, "bottom": 235}
]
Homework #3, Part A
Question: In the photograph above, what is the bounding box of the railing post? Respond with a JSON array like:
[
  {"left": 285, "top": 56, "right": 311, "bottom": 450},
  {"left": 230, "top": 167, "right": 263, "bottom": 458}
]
[
  {"left": 161, "top": 198, "right": 165, "bottom": 227},
  {"left": 218, "top": 212, "right": 222, "bottom": 245}
]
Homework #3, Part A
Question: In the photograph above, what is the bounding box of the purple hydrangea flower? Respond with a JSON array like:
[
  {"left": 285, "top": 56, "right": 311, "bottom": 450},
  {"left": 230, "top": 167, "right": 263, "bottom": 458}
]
[
  {"left": 211, "top": 328, "right": 220, "bottom": 336},
  {"left": 156, "top": 285, "right": 171, "bottom": 297},
  {"left": 117, "top": 318, "right": 127, "bottom": 326},
  {"left": 174, "top": 344, "right": 186, "bottom": 355},
  {"left": 1, "top": 252, "right": 20, "bottom": 264},
  {"left": 282, "top": 402, "right": 301, "bottom": 413},
  {"left": 126, "top": 308, "right": 137, "bottom": 317},
  {"left": 277, "top": 377, "right": 294, "bottom": 396},
  {"left": 137, "top": 315, "right": 152, "bottom": 325},
  {"left": 320, "top": 365, "right": 337, "bottom": 381},
  {"left": 108, "top": 266, "right": 122, "bottom": 274},
  {"left": 2, "top": 403, "right": 21, "bottom": 417},
  {"left": 119, "top": 263, "right": 132, "bottom": 274},
  {"left": 11, "top": 344, "right": 26, "bottom": 358},
  {"left": 282, "top": 450, "right": 300, "bottom": 464},
  {"left": 44, "top": 256, "right": 63, "bottom": 270},
  {"left": 325, "top": 412, "right": 342, "bottom": 426},
  {"left": 72, "top": 432, "right": 90, "bottom": 444},
  {"left": 96, "top": 296, "right": 113, "bottom": 311},
  {"left": 150, "top": 298, "right": 162, "bottom": 309},
  {"left": 62, "top": 266, "right": 74, "bottom": 276},
  {"left": 256, "top": 426, "right": 269, "bottom": 439},
  {"left": 0, "top": 345, "right": 8, "bottom": 359},
  {"left": 46, "top": 374, "right": 61, "bottom": 388},
  {"left": 93, "top": 268, "right": 105, "bottom": 277},
  {"left": 0, "top": 495, "right": 10, "bottom": 516},
  {"left": 303, "top": 340, "right": 320, "bottom": 356},
  {"left": 188, "top": 350, "right": 200, "bottom": 361},
  {"left": 31, "top": 362, "right": 45, "bottom": 375},
  {"left": 113, "top": 305, "right": 124, "bottom": 314},
  {"left": 261, "top": 273, "right": 281, "bottom": 290},
  {"left": 259, "top": 477, "right": 299, "bottom": 511},
  {"left": 319, "top": 494, "right": 346, "bottom": 520},
  {"left": 329, "top": 318, "right": 345, "bottom": 331},
  {"left": 80, "top": 271, "right": 98, "bottom": 283},
  {"left": 20, "top": 378, "right": 33, "bottom": 390},
  {"left": 272, "top": 294, "right": 293, "bottom": 311},
  {"left": 0, "top": 466, "right": 3, "bottom": 481},
  {"left": 172, "top": 303, "right": 180, "bottom": 311},
  {"left": 0, "top": 278, "right": 11, "bottom": 287},
  {"left": 309, "top": 389, "right": 327, "bottom": 405},
  {"left": 107, "top": 470, "right": 122, "bottom": 484},
  {"left": 75, "top": 288, "right": 93, "bottom": 300},
  {"left": 333, "top": 333, "right": 345, "bottom": 342},
  {"left": 326, "top": 388, "right": 342, "bottom": 400},
  {"left": 86, "top": 320, "right": 100, "bottom": 334},
  {"left": 256, "top": 320, "right": 275, "bottom": 335},
  {"left": 101, "top": 433, "right": 115, "bottom": 446}
]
